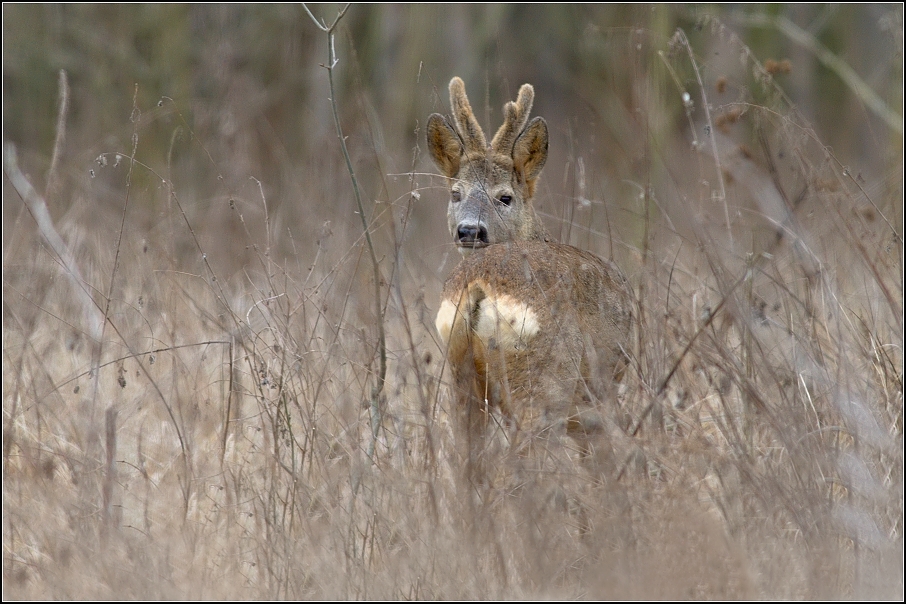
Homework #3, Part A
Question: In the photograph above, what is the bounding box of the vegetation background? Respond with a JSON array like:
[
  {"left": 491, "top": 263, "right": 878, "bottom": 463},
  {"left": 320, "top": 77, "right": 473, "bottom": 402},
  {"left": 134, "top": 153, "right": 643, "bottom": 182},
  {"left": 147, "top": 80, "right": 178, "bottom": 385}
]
[{"left": 3, "top": 3, "right": 902, "bottom": 598}]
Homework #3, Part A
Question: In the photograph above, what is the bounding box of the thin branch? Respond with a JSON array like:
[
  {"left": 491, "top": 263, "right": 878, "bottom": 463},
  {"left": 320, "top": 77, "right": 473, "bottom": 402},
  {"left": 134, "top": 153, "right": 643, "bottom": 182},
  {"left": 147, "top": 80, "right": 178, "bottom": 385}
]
[
  {"left": 98, "top": 84, "right": 141, "bottom": 384},
  {"left": 304, "top": 4, "right": 387, "bottom": 462},
  {"left": 302, "top": 3, "right": 350, "bottom": 33},
  {"left": 675, "top": 28, "right": 733, "bottom": 247}
]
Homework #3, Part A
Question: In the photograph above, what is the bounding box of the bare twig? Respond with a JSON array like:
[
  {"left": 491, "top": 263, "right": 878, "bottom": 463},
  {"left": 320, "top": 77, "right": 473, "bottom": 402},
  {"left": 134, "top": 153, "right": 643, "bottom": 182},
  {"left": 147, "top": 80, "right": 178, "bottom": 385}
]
[
  {"left": 304, "top": 3, "right": 387, "bottom": 462},
  {"left": 38, "top": 340, "right": 233, "bottom": 398},
  {"left": 95, "top": 84, "right": 141, "bottom": 411},
  {"left": 675, "top": 28, "right": 733, "bottom": 247}
]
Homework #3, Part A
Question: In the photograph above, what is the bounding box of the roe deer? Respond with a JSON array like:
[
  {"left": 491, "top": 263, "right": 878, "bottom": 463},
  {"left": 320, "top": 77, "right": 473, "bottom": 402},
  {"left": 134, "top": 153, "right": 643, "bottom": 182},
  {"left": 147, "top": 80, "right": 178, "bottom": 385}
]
[{"left": 428, "top": 78, "right": 633, "bottom": 484}]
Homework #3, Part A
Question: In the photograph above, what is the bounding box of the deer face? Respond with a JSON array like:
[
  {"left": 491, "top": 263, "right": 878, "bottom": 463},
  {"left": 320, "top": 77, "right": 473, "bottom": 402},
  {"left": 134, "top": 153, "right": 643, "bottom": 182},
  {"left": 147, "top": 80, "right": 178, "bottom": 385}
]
[
  {"left": 427, "top": 78, "right": 550, "bottom": 253},
  {"left": 443, "top": 149, "right": 536, "bottom": 249}
]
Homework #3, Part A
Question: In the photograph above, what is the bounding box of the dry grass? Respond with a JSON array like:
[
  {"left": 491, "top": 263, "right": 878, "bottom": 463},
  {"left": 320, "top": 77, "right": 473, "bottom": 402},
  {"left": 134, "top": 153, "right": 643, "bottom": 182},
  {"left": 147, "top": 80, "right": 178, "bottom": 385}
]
[{"left": 3, "top": 13, "right": 902, "bottom": 600}]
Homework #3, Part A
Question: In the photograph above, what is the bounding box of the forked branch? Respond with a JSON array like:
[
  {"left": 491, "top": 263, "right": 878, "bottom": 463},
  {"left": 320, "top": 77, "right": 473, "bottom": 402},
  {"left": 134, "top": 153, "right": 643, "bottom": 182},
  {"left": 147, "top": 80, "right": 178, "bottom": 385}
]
[{"left": 304, "top": 3, "right": 387, "bottom": 462}]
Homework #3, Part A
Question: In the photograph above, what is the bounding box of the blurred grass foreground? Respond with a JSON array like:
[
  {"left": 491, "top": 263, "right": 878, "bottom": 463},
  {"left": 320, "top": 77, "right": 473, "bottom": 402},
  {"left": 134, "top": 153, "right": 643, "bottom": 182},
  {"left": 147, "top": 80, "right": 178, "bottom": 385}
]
[{"left": 3, "top": 4, "right": 903, "bottom": 599}]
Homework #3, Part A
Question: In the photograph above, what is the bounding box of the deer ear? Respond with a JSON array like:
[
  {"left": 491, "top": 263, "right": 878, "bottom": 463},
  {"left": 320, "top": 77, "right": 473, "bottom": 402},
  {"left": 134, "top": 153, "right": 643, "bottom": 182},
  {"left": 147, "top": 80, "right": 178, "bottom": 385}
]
[
  {"left": 513, "top": 116, "right": 548, "bottom": 183},
  {"left": 427, "top": 113, "right": 462, "bottom": 177}
]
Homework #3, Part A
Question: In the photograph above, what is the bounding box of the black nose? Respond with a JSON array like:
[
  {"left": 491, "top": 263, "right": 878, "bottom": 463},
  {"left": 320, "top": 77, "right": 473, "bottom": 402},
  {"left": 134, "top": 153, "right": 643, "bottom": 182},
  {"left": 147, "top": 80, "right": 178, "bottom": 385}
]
[{"left": 457, "top": 224, "right": 489, "bottom": 245}]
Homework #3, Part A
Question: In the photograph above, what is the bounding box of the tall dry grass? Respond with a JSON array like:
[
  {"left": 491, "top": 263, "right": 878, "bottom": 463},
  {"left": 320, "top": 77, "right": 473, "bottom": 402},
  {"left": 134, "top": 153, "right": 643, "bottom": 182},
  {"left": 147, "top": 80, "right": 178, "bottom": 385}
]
[{"left": 3, "top": 8, "right": 902, "bottom": 599}]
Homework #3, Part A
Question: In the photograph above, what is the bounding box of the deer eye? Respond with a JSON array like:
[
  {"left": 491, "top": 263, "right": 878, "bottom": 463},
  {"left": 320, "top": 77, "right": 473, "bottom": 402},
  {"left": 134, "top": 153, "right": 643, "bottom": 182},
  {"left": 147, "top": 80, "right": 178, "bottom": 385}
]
[
  {"left": 451, "top": 190, "right": 461, "bottom": 202},
  {"left": 498, "top": 195, "right": 512, "bottom": 206}
]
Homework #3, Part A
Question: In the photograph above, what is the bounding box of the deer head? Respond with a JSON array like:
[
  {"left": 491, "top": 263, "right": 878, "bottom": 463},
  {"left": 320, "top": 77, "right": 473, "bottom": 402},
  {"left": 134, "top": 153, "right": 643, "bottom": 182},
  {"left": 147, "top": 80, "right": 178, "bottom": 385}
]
[{"left": 427, "top": 77, "right": 550, "bottom": 253}]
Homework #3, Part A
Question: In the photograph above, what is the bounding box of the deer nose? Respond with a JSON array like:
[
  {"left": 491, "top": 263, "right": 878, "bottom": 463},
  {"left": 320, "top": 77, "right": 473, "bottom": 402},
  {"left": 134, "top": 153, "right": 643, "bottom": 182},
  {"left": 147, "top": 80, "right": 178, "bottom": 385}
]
[{"left": 457, "top": 224, "right": 489, "bottom": 245}]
